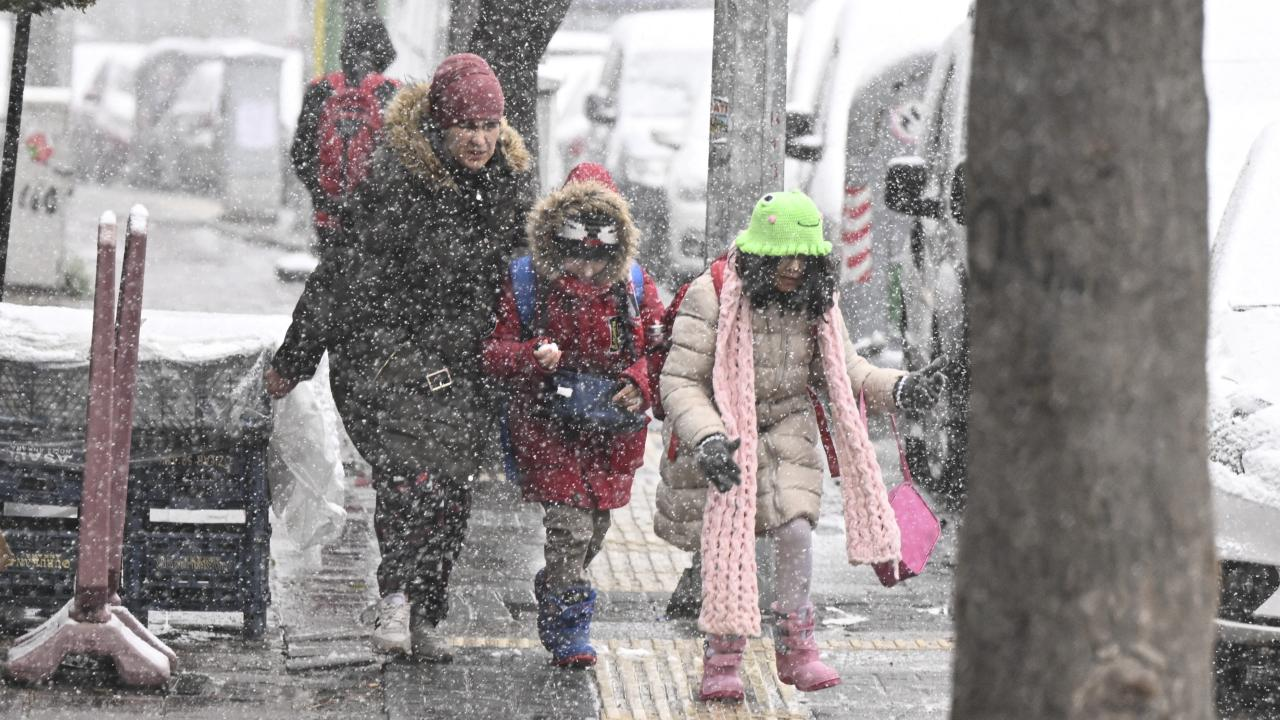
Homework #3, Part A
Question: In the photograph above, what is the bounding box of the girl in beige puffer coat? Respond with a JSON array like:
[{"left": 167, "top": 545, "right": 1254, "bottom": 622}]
[{"left": 657, "top": 191, "right": 947, "bottom": 702}]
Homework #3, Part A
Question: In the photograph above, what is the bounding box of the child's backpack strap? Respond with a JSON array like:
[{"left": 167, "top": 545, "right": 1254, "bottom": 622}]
[
  {"left": 709, "top": 255, "right": 728, "bottom": 295},
  {"left": 628, "top": 262, "right": 645, "bottom": 309},
  {"left": 510, "top": 255, "right": 537, "bottom": 338}
]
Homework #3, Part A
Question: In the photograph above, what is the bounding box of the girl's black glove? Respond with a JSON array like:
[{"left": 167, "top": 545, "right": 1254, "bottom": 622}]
[
  {"left": 895, "top": 355, "right": 949, "bottom": 412},
  {"left": 697, "top": 434, "right": 741, "bottom": 493}
]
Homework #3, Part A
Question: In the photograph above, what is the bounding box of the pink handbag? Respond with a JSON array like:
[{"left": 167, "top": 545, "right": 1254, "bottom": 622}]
[{"left": 860, "top": 395, "right": 941, "bottom": 588}]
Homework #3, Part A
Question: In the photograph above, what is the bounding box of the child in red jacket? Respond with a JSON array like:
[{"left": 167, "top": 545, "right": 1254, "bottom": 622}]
[{"left": 482, "top": 163, "right": 663, "bottom": 668}]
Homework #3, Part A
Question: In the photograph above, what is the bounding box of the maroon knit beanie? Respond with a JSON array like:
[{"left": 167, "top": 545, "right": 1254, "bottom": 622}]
[
  {"left": 427, "top": 53, "right": 505, "bottom": 128},
  {"left": 563, "top": 162, "right": 618, "bottom": 192}
]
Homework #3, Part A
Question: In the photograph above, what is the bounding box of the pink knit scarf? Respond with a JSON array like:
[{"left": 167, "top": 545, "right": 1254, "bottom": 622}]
[{"left": 698, "top": 255, "right": 902, "bottom": 637}]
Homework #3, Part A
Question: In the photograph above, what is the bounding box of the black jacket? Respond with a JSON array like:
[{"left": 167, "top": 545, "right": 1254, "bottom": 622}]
[{"left": 273, "top": 81, "right": 535, "bottom": 478}]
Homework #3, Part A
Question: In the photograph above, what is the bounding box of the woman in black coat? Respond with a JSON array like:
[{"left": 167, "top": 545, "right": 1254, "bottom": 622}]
[{"left": 267, "top": 53, "right": 534, "bottom": 661}]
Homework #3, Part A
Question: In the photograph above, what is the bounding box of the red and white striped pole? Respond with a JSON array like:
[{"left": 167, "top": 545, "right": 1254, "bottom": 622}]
[{"left": 841, "top": 183, "right": 874, "bottom": 285}]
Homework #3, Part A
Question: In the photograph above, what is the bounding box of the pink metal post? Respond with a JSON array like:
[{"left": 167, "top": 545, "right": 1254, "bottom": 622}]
[
  {"left": 72, "top": 212, "right": 119, "bottom": 619},
  {"left": 5, "top": 208, "right": 174, "bottom": 687},
  {"left": 106, "top": 206, "right": 148, "bottom": 599}
]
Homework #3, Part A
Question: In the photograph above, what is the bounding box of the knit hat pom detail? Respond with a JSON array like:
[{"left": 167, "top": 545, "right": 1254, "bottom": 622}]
[{"left": 734, "top": 190, "right": 833, "bottom": 257}]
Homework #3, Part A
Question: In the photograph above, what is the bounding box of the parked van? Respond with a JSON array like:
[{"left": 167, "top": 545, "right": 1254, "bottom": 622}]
[
  {"left": 539, "top": 29, "right": 610, "bottom": 181},
  {"left": 883, "top": 0, "right": 1280, "bottom": 507},
  {"left": 127, "top": 38, "right": 302, "bottom": 214},
  {"left": 583, "top": 9, "right": 714, "bottom": 270},
  {"left": 782, "top": 0, "right": 848, "bottom": 192},
  {"left": 795, "top": 0, "right": 969, "bottom": 354},
  {"left": 882, "top": 12, "right": 972, "bottom": 504}
]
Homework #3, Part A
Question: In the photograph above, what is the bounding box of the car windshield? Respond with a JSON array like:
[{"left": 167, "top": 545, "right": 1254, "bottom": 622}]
[{"left": 618, "top": 49, "right": 709, "bottom": 119}]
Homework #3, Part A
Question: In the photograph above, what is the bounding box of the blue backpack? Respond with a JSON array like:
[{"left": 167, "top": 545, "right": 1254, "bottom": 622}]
[
  {"left": 507, "top": 255, "right": 644, "bottom": 334},
  {"left": 499, "top": 256, "right": 646, "bottom": 485}
]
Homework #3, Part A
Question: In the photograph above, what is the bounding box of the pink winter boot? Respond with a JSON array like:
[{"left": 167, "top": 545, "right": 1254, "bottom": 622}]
[
  {"left": 698, "top": 634, "right": 746, "bottom": 702},
  {"left": 772, "top": 603, "right": 841, "bottom": 691}
]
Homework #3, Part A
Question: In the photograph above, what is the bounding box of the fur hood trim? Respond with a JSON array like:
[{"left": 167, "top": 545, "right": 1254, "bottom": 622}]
[
  {"left": 383, "top": 81, "right": 531, "bottom": 188},
  {"left": 525, "top": 179, "right": 640, "bottom": 284}
]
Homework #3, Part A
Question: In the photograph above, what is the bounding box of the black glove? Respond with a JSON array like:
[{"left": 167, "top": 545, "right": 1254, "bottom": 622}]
[
  {"left": 895, "top": 355, "right": 948, "bottom": 412},
  {"left": 697, "top": 435, "right": 741, "bottom": 493}
]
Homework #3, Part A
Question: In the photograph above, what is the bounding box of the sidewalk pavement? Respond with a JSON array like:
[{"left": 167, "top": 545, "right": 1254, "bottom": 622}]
[{"left": 2, "top": 419, "right": 957, "bottom": 719}]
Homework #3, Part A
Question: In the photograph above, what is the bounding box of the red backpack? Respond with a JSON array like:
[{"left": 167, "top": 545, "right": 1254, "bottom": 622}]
[
  {"left": 315, "top": 72, "right": 396, "bottom": 200},
  {"left": 649, "top": 255, "right": 728, "bottom": 421}
]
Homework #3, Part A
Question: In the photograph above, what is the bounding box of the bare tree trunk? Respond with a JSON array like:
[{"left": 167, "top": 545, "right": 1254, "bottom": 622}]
[
  {"left": 465, "top": 0, "right": 572, "bottom": 161},
  {"left": 953, "top": 2, "right": 1216, "bottom": 718},
  {"left": 447, "top": 0, "right": 480, "bottom": 53}
]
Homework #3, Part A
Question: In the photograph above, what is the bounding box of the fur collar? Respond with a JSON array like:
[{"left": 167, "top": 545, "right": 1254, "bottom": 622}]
[
  {"left": 382, "top": 81, "right": 532, "bottom": 189},
  {"left": 525, "top": 180, "right": 640, "bottom": 285}
]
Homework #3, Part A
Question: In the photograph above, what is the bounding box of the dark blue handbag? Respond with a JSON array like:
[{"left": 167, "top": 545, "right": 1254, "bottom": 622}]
[{"left": 547, "top": 371, "right": 646, "bottom": 434}]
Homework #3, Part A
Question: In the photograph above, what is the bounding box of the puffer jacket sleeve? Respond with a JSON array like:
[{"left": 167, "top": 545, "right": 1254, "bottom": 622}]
[
  {"left": 809, "top": 312, "right": 906, "bottom": 414},
  {"left": 660, "top": 273, "right": 726, "bottom": 447}
]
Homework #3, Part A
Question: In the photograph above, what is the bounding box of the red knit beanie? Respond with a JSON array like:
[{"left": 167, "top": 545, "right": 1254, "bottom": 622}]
[
  {"left": 563, "top": 162, "right": 618, "bottom": 192},
  {"left": 428, "top": 53, "right": 505, "bottom": 128}
]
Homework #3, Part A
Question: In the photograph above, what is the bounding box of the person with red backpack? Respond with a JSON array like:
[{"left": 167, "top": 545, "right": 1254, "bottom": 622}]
[
  {"left": 657, "top": 190, "right": 948, "bottom": 701},
  {"left": 265, "top": 15, "right": 399, "bottom": 399},
  {"left": 482, "top": 163, "right": 664, "bottom": 668},
  {"left": 290, "top": 14, "right": 399, "bottom": 253}
]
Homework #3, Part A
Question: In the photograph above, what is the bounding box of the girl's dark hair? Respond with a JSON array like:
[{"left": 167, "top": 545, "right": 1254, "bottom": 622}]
[{"left": 735, "top": 252, "right": 836, "bottom": 320}]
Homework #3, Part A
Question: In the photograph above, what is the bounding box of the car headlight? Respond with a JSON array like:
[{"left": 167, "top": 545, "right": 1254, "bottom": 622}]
[{"left": 623, "top": 155, "right": 668, "bottom": 187}]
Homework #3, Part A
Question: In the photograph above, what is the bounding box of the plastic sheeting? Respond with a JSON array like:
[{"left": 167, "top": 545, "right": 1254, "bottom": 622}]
[
  {"left": 0, "top": 303, "right": 349, "bottom": 550},
  {"left": 267, "top": 359, "right": 347, "bottom": 550}
]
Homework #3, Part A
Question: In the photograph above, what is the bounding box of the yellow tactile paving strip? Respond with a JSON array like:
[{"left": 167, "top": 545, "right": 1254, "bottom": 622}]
[
  {"left": 443, "top": 636, "right": 953, "bottom": 652},
  {"left": 445, "top": 636, "right": 951, "bottom": 719}
]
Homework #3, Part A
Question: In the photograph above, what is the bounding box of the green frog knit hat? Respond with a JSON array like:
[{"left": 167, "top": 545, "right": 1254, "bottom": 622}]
[{"left": 734, "top": 190, "right": 832, "bottom": 256}]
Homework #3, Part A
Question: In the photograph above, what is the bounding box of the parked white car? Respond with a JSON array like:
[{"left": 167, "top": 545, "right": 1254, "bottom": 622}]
[
  {"left": 583, "top": 9, "right": 714, "bottom": 272},
  {"left": 539, "top": 29, "right": 610, "bottom": 182},
  {"left": 68, "top": 42, "right": 146, "bottom": 183},
  {"left": 1208, "top": 121, "right": 1280, "bottom": 706}
]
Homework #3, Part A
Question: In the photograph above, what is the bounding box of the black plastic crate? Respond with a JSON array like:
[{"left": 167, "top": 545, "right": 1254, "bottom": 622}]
[
  {"left": 0, "top": 519, "right": 78, "bottom": 614},
  {"left": 123, "top": 527, "right": 270, "bottom": 638},
  {"left": 0, "top": 434, "right": 270, "bottom": 519},
  {"left": 0, "top": 461, "right": 84, "bottom": 508},
  {"left": 0, "top": 359, "right": 88, "bottom": 429},
  {"left": 126, "top": 438, "right": 270, "bottom": 539},
  {"left": 0, "top": 426, "right": 86, "bottom": 508}
]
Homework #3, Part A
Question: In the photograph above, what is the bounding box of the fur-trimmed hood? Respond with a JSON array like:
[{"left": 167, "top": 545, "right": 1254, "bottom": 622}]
[
  {"left": 525, "top": 180, "right": 640, "bottom": 284},
  {"left": 382, "top": 81, "right": 531, "bottom": 189}
]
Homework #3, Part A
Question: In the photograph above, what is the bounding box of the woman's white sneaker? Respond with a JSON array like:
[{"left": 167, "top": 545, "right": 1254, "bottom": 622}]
[{"left": 370, "top": 593, "right": 411, "bottom": 655}]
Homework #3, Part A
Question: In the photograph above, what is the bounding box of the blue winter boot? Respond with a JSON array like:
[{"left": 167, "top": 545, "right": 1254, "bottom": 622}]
[{"left": 536, "top": 585, "right": 598, "bottom": 668}]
